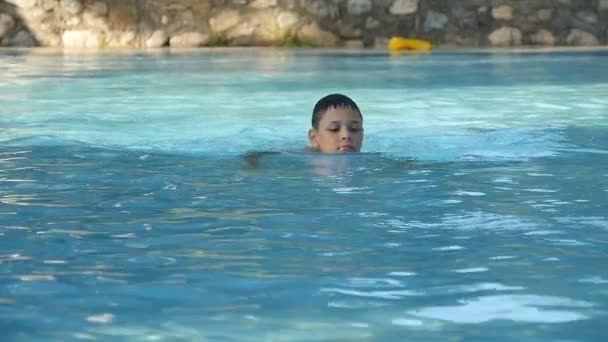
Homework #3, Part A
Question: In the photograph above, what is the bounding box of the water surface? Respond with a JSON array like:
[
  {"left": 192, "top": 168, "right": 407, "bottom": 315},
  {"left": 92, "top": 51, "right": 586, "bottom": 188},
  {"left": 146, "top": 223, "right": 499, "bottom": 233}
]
[{"left": 1, "top": 48, "right": 607, "bottom": 341}]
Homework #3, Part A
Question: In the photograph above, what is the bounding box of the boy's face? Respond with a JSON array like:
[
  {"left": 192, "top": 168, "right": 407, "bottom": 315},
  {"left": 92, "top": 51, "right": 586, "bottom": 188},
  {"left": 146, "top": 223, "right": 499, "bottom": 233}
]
[{"left": 308, "top": 106, "right": 364, "bottom": 153}]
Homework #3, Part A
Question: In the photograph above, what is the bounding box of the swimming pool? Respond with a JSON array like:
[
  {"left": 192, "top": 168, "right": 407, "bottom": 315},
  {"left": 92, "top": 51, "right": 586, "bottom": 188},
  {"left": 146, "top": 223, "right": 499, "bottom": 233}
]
[{"left": 1, "top": 48, "right": 607, "bottom": 341}]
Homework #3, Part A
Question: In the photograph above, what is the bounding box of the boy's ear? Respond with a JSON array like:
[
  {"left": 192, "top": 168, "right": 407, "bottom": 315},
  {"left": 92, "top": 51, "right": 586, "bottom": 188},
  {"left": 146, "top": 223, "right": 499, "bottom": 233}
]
[{"left": 308, "top": 128, "right": 318, "bottom": 148}]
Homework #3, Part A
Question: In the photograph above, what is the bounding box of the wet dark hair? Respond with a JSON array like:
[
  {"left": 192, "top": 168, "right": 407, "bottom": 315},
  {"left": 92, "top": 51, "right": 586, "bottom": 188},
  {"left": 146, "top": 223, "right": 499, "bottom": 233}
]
[{"left": 311, "top": 94, "right": 362, "bottom": 129}]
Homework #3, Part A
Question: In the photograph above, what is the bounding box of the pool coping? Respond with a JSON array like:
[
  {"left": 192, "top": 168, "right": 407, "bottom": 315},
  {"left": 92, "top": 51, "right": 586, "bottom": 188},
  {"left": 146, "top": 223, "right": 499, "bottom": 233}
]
[{"left": 1, "top": 46, "right": 608, "bottom": 56}]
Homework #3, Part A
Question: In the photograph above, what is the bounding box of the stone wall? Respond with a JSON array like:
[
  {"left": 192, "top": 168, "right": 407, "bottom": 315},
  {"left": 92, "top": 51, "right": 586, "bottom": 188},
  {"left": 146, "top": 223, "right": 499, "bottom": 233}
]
[{"left": 1, "top": 0, "right": 607, "bottom": 48}]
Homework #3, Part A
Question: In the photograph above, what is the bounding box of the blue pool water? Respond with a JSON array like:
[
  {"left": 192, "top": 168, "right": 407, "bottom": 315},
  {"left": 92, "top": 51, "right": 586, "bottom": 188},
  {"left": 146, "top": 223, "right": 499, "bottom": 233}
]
[{"left": 1, "top": 48, "right": 607, "bottom": 341}]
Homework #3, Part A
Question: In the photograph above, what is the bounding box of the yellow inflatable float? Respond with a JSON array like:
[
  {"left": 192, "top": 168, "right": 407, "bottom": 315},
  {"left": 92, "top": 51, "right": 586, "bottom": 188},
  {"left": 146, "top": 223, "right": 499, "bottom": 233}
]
[{"left": 388, "top": 37, "right": 432, "bottom": 51}]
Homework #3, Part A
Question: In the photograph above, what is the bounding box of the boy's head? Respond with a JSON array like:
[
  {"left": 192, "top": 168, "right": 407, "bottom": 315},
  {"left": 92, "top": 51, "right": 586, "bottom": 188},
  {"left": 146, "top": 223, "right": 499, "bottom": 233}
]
[{"left": 308, "top": 94, "right": 364, "bottom": 153}]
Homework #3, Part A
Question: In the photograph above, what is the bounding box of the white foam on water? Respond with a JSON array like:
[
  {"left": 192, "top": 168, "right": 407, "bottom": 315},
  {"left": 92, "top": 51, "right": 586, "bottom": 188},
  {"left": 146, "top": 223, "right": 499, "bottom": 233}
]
[
  {"left": 320, "top": 288, "right": 419, "bottom": 299},
  {"left": 87, "top": 316, "right": 374, "bottom": 341},
  {"left": 328, "top": 301, "right": 389, "bottom": 309},
  {"left": 344, "top": 277, "right": 404, "bottom": 288},
  {"left": 86, "top": 313, "right": 114, "bottom": 324},
  {"left": 523, "top": 188, "right": 558, "bottom": 193},
  {"left": 394, "top": 211, "right": 540, "bottom": 232},
  {"left": 453, "top": 191, "right": 486, "bottom": 196},
  {"left": 523, "top": 230, "right": 564, "bottom": 235},
  {"left": 452, "top": 267, "right": 488, "bottom": 273},
  {"left": 388, "top": 271, "right": 417, "bottom": 277},
  {"left": 409, "top": 294, "right": 593, "bottom": 324},
  {"left": 546, "top": 239, "right": 591, "bottom": 246},
  {"left": 579, "top": 276, "right": 608, "bottom": 284},
  {"left": 489, "top": 256, "right": 516, "bottom": 260},
  {"left": 492, "top": 177, "right": 515, "bottom": 183},
  {"left": 559, "top": 148, "right": 608, "bottom": 154},
  {"left": 332, "top": 186, "right": 370, "bottom": 194},
  {"left": 392, "top": 318, "right": 424, "bottom": 327},
  {"left": 432, "top": 246, "right": 464, "bottom": 251},
  {"left": 358, "top": 212, "right": 388, "bottom": 218},
  {"left": 556, "top": 216, "right": 608, "bottom": 230},
  {"left": 440, "top": 211, "right": 540, "bottom": 231},
  {"left": 438, "top": 283, "right": 525, "bottom": 294},
  {"left": 533, "top": 103, "right": 571, "bottom": 110},
  {"left": 349, "top": 322, "right": 370, "bottom": 328}
]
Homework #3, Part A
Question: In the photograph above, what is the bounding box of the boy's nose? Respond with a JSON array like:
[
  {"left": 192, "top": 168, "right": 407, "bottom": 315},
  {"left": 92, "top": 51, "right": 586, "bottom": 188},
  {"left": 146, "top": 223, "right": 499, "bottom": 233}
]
[{"left": 341, "top": 128, "right": 351, "bottom": 140}]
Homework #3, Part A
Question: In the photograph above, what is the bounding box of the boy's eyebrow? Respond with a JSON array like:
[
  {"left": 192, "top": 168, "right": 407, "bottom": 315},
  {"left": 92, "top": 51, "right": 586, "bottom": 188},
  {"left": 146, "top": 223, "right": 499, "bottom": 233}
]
[{"left": 329, "top": 120, "right": 361, "bottom": 124}]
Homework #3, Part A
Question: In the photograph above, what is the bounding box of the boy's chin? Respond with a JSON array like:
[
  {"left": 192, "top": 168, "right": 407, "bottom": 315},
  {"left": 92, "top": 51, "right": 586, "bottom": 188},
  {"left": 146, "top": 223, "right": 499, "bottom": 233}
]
[
  {"left": 338, "top": 146, "right": 360, "bottom": 153},
  {"left": 313, "top": 147, "right": 361, "bottom": 153},
  {"left": 336, "top": 149, "right": 360, "bottom": 153}
]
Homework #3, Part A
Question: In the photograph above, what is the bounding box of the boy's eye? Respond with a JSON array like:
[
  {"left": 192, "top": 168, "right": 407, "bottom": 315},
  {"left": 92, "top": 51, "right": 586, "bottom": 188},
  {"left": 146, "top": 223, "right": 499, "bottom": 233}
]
[
  {"left": 350, "top": 127, "right": 361, "bottom": 132},
  {"left": 327, "top": 127, "right": 339, "bottom": 132}
]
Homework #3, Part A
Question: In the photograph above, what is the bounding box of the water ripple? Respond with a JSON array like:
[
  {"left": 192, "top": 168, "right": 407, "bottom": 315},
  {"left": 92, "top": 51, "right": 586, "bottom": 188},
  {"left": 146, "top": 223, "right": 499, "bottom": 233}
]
[{"left": 409, "top": 295, "right": 593, "bottom": 323}]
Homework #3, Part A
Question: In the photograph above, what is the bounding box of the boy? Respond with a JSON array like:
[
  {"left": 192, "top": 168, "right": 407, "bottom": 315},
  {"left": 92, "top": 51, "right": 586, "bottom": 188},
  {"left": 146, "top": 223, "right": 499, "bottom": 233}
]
[
  {"left": 308, "top": 93, "right": 364, "bottom": 153},
  {"left": 243, "top": 94, "right": 364, "bottom": 168}
]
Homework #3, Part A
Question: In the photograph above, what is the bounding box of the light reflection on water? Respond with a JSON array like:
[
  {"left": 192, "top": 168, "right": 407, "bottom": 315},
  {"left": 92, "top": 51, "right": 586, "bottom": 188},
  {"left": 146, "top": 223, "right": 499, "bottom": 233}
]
[{"left": 0, "top": 49, "right": 607, "bottom": 341}]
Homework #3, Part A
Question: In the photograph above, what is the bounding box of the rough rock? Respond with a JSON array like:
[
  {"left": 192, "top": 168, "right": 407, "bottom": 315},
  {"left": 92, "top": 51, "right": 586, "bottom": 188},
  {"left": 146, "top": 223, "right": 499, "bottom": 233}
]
[
  {"left": 537, "top": 8, "right": 553, "bottom": 21},
  {"left": 88, "top": 1, "right": 108, "bottom": 17},
  {"left": 82, "top": 11, "right": 108, "bottom": 31},
  {"left": 4, "top": 0, "right": 37, "bottom": 9},
  {"left": 529, "top": 29, "right": 556, "bottom": 46},
  {"left": 345, "top": 39, "right": 364, "bottom": 48},
  {"left": 169, "top": 32, "right": 209, "bottom": 47},
  {"left": 576, "top": 11, "right": 598, "bottom": 24},
  {"left": 250, "top": 0, "right": 277, "bottom": 8},
  {"left": 298, "top": 22, "right": 338, "bottom": 46},
  {"left": 41, "top": 0, "right": 59, "bottom": 11},
  {"left": 61, "top": 0, "right": 83, "bottom": 15},
  {"left": 300, "top": 0, "right": 331, "bottom": 17},
  {"left": 0, "top": 14, "right": 15, "bottom": 40},
  {"left": 424, "top": 11, "right": 448, "bottom": 32},
  {"left": 488, "top": 26, "right": 522, "bottom": 46},
  {"left": 7, "top": 30, "right": 36, "bottom": 46},
  {"left": 106, "top": 31, "right": 136, "bottom": 48},
  {"left": 62, "top": 29, "right": 101, "bottom": 48},
  {"left": 390, "top": 0, "right": 418, "bottom": 15},
  {"left": 108, "top": 5, "right": 138, "bottom": 31},
  {"left": 209, "top": 10, "right": 240, "bottom": 33},
  {"left": 145, "top": 30, "right": 168, "bottom": 48},
  {"left": 276, "top": 11, "right": 299, "bottom": 31},
  {"left": 347, "top": 0, "right": 372, "bottom": 16},
  {"left": 566, "top": 29, "right": 599, "bottom": 46},
  {"left": 365, "top": 17, "right": 380, "bottom": 29},
  {"left": 492, "top": 5, "right": 513, "bottom": 20}
]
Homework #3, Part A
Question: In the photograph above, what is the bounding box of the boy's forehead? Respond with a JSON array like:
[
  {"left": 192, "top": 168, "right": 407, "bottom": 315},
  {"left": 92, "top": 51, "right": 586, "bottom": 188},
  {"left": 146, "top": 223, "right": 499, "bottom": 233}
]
[
  {"left": 322, "top": 105, "right": 362, "bottom": 118},
  {"left": 326, "top": 104, "right": 358, "bottom": 111}
]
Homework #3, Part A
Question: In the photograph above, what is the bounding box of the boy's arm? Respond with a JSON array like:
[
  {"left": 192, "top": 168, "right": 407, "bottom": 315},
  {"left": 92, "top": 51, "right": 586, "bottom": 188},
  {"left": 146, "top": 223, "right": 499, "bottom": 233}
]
[{"left": 242, "top": 151, "right": 281, "bottom": 169}]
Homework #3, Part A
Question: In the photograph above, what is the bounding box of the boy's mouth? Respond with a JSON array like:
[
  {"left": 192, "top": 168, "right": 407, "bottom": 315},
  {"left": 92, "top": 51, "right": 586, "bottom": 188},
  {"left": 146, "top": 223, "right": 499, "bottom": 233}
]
[{"left": 339, "top": 145, "right": 354, "bottom": 151}]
